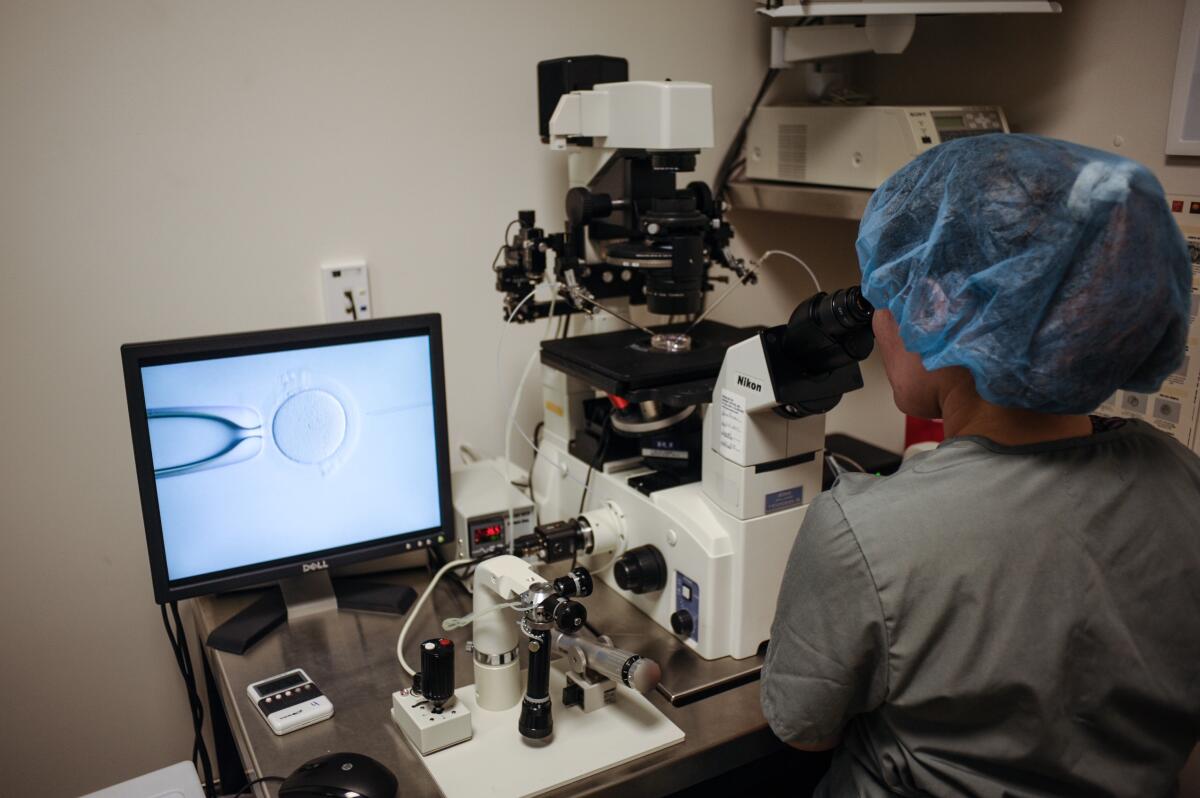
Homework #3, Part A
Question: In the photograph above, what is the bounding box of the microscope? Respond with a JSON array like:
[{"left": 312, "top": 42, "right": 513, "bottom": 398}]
[{"left": 492, "top": 56, "right": 874, "bottom": 668}]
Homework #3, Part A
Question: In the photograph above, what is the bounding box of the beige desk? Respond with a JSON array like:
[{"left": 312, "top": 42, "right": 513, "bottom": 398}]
[{"left": 193, "top": 568, "right": 785, "bottom": 797}]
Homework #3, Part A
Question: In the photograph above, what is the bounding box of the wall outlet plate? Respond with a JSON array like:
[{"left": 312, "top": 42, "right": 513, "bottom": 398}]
[
  {"left": 321, "top": 263, "right": 372, "bottom": 322},
  {"left": 391, "top": 687, "right": 473, "bottom": 756}
]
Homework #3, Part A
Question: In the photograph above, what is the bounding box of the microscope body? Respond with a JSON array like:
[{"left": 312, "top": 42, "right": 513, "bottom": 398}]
[
  {"left": 495, "top": 56, "right": 874, "bottom": 662},
  {"left": 531, "top": 289, "right": 874, "bottom": 661}
]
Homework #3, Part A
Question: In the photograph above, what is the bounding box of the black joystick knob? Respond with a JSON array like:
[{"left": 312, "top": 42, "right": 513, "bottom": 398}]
[
  {"left": 613, "top": 545, "right": 668, "bottom": 595},
  {"left": 552, "top": 598, "right": 588, "bottom": 634},
  {"left": 566, "top": 188, "right": 614, "bottom": 227},
  {"left": 417, "top": 637, "right": 455, "bottom": 708},
  {"left": 670, "top": 610, "right": 694, "bottom": 638},
  {"left": 553, "top": 566, "right": 593, "bottom": 598}
]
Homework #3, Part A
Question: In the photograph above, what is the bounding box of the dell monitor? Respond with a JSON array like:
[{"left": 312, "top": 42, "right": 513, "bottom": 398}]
[{"left": 122, "top": 314, "right": 454, "bottom": 652}]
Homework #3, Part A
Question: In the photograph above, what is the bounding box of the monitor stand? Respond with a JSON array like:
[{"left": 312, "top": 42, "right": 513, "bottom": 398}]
[{"left": 205, "top": 571, "right": 417, "bottom": 655}]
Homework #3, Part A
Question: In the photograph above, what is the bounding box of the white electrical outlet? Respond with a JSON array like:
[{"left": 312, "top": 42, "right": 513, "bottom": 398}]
[{"left": 321, "top": 263, "right": 372, "bottom": 322}]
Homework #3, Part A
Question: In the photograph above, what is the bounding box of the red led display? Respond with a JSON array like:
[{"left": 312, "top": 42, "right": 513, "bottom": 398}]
[{"left": 473, "top": 523, "right": 504, "bottom": 545}]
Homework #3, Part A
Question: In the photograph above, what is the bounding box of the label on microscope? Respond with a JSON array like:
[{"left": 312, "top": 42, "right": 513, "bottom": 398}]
[{"left": 718, "top": 389, "right": 747, "bottom": 462}]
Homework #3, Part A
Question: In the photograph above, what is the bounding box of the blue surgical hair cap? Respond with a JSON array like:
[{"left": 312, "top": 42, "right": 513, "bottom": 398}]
[{"left": 856, "top": 133, "right": 1191, "bottom": 414}]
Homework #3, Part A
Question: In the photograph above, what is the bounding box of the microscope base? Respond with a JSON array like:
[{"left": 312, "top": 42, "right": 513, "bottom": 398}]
[
  {"left": 391, "top": 689, "right": 473, "bottom": 756},
  {"left": 416, "top": 664, "right": 684, "bottom": 798}
]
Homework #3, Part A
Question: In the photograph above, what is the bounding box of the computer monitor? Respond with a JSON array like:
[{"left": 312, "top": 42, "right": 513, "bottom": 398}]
[{"left": 122, "top": 314, "right": 454, "bottom": 648}]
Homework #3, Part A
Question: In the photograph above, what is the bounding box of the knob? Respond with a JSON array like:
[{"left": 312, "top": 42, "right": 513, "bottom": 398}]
[
  {"left": 613, "top": 545, "right": 668, "bottom": 594},
  {"left": 670, "top": 610, "right": 694, "bottom": 638},
  {"left": 417, "top": 637, "right": 455, "bottom": 708},
  {"left": 565, "top": 188, "right": 613, "bottom": 227},
  {"left": 552, "top": 598, "right": 588, "bottom": 634},
  {"left": 553, "top": 566, "right": 593, "bottom": 598}
]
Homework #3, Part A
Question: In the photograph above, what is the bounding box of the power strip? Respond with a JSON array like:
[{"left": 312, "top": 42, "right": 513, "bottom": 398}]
[{"left": 391, "top": 687, "right": 473, "bottom": 756}]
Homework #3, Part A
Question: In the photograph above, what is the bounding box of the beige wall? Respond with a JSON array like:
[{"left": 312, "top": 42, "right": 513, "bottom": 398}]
[
  {"left": 2, "top": 1, "right": 1197, "bottom": 796},
  {"left": 0, "top": 3, "right": 767, "bottom": 795},
  {"left": 866, "top": 0, "right": 1198, "bottom": 193}
]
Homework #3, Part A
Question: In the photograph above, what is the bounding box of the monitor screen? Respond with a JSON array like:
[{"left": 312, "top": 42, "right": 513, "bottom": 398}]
[{"left": 123, "top": 315, "right": 452, "bottom": 602}]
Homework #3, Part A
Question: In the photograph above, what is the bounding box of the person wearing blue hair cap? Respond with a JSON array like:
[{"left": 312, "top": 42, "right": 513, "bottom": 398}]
[{"left": 761, "top": 135, "right": 1200, "bottom": 797}]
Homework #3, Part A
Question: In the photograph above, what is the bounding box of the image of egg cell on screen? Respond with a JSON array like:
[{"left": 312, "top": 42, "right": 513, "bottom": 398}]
[{"left": 140, "top": 335, "right": 440, "bottom": 581}]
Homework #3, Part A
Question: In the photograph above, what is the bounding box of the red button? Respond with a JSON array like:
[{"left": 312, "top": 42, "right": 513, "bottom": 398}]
[
  {"left": 1172, "top": 200, "right": 1184, "bottom": 212},
  {"left": 439, "top": 638, "right": 451, "bottom": 646}
]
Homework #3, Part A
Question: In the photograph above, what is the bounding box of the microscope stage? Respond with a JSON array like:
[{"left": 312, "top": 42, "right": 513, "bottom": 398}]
[{"left": 540, "top": 321, "right": 757, "bottom": 404}]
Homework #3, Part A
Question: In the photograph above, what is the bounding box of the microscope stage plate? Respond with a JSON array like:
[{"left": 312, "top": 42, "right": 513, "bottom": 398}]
[
  {"left": 540, "top": 321, "right": 758, "bottom": 403},
  {"left": 417, "top": 663, "right": 684, "bottom": 798}
]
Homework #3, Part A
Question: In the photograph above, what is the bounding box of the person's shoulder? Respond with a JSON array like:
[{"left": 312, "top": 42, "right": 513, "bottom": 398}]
[
  {"left": 816, "top": 442, "right": 1002, "bottom": 557},
  {"left": 825, "top": 441, "right": 992, "bottom": 510},
  {"left": 1119, "top": 419, "right": 1200, "bottom": 466}
]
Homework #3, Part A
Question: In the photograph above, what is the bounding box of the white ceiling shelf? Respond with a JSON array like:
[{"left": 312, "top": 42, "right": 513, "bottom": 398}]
[
  {"left": 758, "top": 1, "right": 1061, "bottom": 63},
  {"left": 727, "top": 180, "right": 873, "bottom": 220},
  {"left": 757, "top": 1, "right": 1061, "bottom": 23}
]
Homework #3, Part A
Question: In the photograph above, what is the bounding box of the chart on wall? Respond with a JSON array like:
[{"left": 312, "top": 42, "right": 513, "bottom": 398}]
[{"left": 1099, "top": 195, "right": 1200, "bottom": 453}]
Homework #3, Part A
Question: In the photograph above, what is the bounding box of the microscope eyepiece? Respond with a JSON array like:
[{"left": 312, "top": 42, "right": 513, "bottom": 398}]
[{"left": 782, "top": 285, "right": 876, "bottom": 370}]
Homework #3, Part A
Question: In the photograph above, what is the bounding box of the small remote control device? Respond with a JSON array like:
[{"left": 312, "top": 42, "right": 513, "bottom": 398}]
[{"left": 246, "top": 668, "right": 333, "bottom": 735}]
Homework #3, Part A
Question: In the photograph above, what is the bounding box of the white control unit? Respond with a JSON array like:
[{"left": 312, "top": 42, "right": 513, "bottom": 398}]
[
  {"left": 391, "top": 687, "right": 473, "bottom": 756},
  {"left": 246, "top": 668, "right": 333, "bottom": 736},
  {"left": 452, "top": 458, "right": 535, "bottom": 560},
  {"left": 744, "top": 105, "right": 1009, "bottom": 189}
]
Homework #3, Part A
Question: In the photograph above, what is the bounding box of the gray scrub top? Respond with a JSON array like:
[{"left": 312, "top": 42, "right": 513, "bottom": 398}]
[{"left": 761, "top": 419, "right": 1200, "bottom": 797}]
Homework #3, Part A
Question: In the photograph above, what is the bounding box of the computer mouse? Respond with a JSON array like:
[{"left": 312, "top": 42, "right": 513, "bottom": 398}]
[{"left": 279, "top": 752, "right": 398, "bottom": 798}]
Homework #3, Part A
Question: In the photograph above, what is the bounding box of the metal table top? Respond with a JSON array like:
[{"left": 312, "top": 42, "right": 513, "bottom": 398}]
[{"left": 193, "top": 567, "right": 781, "bottom": 798}]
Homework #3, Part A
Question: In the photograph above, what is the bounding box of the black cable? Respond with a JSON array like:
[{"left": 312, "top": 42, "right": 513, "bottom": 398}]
[
  {"left": 233, "top": 775, "right": 285, "bottom": 798},
  {"left": 161, "top": 602, "right": 216, "bottom": 798},
  {"left": 171, "top": 602, "right": 214, "bottom": 797},
  {"left": 526, "top": 421, "right": 545, "bottom": 495},
  {"left": 713, "top": 67, "right": 781, "bottom": 204},
  {"left": 573, "top": 412, "right": 614, "bottom": 568}
]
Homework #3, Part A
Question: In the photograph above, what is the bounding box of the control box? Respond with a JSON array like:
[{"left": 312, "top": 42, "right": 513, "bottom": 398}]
[
  {"left": 744, "top": 105, "right": 1009, "bottom": 190},
  {"left": 391, "top": 686, "right": 473, "bottom": 756},
  {"left": 452, "top": 458, "right": 535, "bottom": 559}
]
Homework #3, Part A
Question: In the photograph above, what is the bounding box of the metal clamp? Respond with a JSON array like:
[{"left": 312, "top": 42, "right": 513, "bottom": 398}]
[{"left": 473, "top": 646, "right": 519, "bottom": 667}]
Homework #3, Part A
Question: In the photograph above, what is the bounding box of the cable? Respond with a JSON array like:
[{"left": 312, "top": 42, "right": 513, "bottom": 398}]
[
  {"left": 233, "top": 776, "right": 285, "bottom": 798},
  {"left": 397, "top": 557, "right": 477, "bottom": 677},
  {"left": 760, "top": 249, "right": 822, "bottom": 294},
  {"left": 441, "top": 599, "right": 525, "bottom": 631},
  {"left": 572, "top": 412, "right": 614, "bottom": 569},
  {"left": 829, "top": 452, "right": 867, "bottom": 473},
  {"left": 713, "top": 67, "right": 781, "bottom": 204},
  {"left": 161, "top": 602, "right": 216, "bottom": 798},
  {"left": 577, "top": 413, "right": 614, "bottom": 516},
  {"left": 505, "top": 349, "right": 542, "bottom": 534}
]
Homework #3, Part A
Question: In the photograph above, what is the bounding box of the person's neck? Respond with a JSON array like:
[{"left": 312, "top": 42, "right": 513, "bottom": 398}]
[{"left": 938, "top": 378, "right": 1093, "bottom": 446}]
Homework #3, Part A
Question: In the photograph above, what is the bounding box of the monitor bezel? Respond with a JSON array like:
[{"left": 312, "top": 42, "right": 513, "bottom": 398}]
[{"left": 121, "top": 314, "right": 454, "bottom": 604}]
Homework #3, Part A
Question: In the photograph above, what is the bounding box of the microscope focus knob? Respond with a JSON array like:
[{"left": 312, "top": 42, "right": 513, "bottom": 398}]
[
  {"left": 566, "top": 188, "right": 613, "bottom": 227},
  {"left": 670, "top": 610, "right": 694, "bottom": 638},
  {"left": 613, "top": 545, "right": 668, "bottom": 595}
]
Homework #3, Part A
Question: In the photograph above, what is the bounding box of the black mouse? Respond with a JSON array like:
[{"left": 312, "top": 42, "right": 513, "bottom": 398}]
[{"left": 279, "top": 752, "right": 398, "bottom": 798}]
